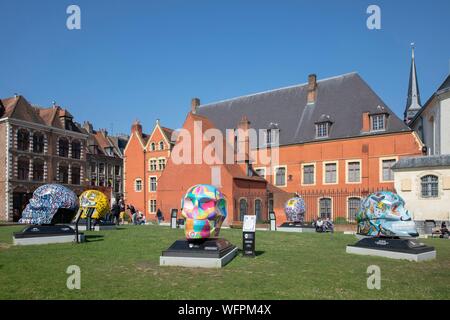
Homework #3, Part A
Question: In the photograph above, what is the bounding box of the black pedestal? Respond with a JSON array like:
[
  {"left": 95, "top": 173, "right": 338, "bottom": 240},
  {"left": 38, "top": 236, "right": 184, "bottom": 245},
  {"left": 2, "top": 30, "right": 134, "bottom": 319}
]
[
  {"left": 346, "top": 237, "right": 436, "bottom": 261},
  {"left": 13, "top": 225, "right": 84, "bottom": 245},
  {"left": 160, "top": 238, "right": 238, "bottom": 268}
]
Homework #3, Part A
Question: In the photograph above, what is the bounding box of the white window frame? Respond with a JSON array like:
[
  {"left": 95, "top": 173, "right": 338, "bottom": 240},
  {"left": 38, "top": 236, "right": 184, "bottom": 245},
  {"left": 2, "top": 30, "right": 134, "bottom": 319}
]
[
  {"left": 158, "top": 157, "right": 166, "bottom": 171},
  {"left": 316, "top": 122, "right": 330, "bottom": 138},
  {"left": 273, "top": 165, "right": 287, "bottom": 187},
  {"left": 317, "top": 197, "right": 333, "bottom": 220},
  {"left": 322, "top": 161, "right": 339, "bottom": 185},
  {"left": 345, "top": 159, "right": 362, "bottom": 184},
  {"left": 379, "top": 157, "right": 398, "bottom": 183},
  {"left": 370, "top": 114, "right": 386, "bottom": 132},
  {"left": 134, "top": 178, "right": 143, "bottom": 192},
  {"left": 159, "top": 141, "right": 165, "bottom": 150},
  {"left": 346, "top": 196, "right": 361, "bottom": 223},
  {"left": 149, "top": 175, "right": 157, "bottom": 193},
  {"left": 301, "top": 163, "right": 316, "bottom": 186}
]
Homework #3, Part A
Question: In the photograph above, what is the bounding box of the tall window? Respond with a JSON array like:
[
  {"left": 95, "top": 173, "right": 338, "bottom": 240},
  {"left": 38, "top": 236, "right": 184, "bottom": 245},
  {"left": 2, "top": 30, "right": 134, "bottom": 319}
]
[
  {"left": 17, "top": 129, "right": 30, "bottom": 151},
  {"left": 275, "top": 167, "right": 286, "bottom": 186},
  {"left": 266, "top": 129, "right": 273, "bottom": 145},
  {"left": 347, "top": 161, "right": 361, "bottom": 183},
  {"left": 159, "top": 141, "right": 164, "bottom": 150},
  {"left": 72, "top": 166, "right": 81, "bottom": 185},
  {"left": 99, "top": 163, "right": 105, "bottom": 174},
  {"left": 149, "top": 159, "right": 157, "bottom": 171},
  {"left": 150, "top": 143, "right": 156, "bottom": 151},
  {"left": 59, "top": 165, "right": 69, "bottom": 184},
  {"left": 303, "top": 164, "right": 315, "bottom": 185},
  {"left": 255, "top": 199, "right": 262, "bottom": 222},
  {"left": 421, "top": 175, "right": 438, "bottom": 198},
  {"left": 17, "top": 158, "right": 29, "bottom": 180},
  {"left": 135, "top": 179, "right": 142, "bottom": 192},
  {"left": 239, "top": 198, "right": 248, "bottom": 221},
  {"left": 158, "top": 158, "right": 166, "bottom": 171},
  {"left": 381, "top": 159, "right": 396, "bottom": 182},
  {"left": 33, "top": 133, "right": 44, "bottom": 153},
  {"left": 371, "top": 114, "right": 386, "bottom": 131},
  {"left": 72, "top": 141, "right": 81, "bottom": 159},
  {"left": 319, "top": 198, "right": 332, "bottom": 219},
  {"left": 348, "top": 197, "right": 361, "bottom": 223},
  {"left": 33, "top": 160, "right": 44, "bottom": 181},
  {"left": 149, "top": 176, "right": 157, "bottom": 192},
  {"left": 324, "top": 163, "right": 337, "bottom": 184},
  {"left": 115, "top": 165, "right": 121, "bottom": 176},
  {"left": 149, "top": 200, "right": 157, "bottom": 213},
  {"left": 316, "top": 123, "right": 329, "bottom": 138},
  {"left": 58, "top": 138, "right": 69, "bottom": 157}
]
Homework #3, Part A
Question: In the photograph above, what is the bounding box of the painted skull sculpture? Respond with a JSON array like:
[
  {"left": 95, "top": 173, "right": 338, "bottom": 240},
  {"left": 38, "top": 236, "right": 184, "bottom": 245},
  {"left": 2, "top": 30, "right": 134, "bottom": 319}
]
[
  {"left": 284, "top": 195, "right": 306, "bottom": 223},
  {"left": 181, "top": 184, "right": 227, "bottom": 240},
  {"left": 79, "top": 190, "right": 109, "bottom": 220},
  {"left": 357, "top": 191, "right": 418, "bottom": 238},
  {"left": 19, "top": 184, "right": 79, "bottom": 225}
]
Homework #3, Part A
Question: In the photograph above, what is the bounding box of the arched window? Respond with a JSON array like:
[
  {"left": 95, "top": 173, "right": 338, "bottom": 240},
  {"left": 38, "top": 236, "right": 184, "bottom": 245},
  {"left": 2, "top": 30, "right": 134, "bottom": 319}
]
[
  {"left": 58, "top": 138, "right": 69, "bottom": 157},
  {"left": 17, "top": 157, "right": 29, "bottom": 180},
  {"left": 255, "top": 199, "right": 262, "bottom": 222},
  {"left": 421, "top": 175, "right": 439, "bottom": 198},
  {"left": 33, "top": 133, "right": 44, "bottom": 153},
  {"left": 72, "top": 140, "right": 81, "bottom": 159},
  {"left": 319, "top": 198, "right": 332, "bottom": 219},
  {"left": 17, "top": 129, "right": 29, "bottom": 151},
  {"left": 159, "top": 141, "right": 164, "bottom": 150},
  {"left": 347, "top": 197, "right": 361, "bottom": 223},
  {"left": 72, "top": 166, "right": 81, "bottom": 185},
  {"left": 150, "top": 143, "right": 156, "bottom": 151},
  {"left": 239, "top": 198, "right": 248, "bottom": 221},
  {"left": 33, "top": 159, "right": 44, "bottom": 181}
]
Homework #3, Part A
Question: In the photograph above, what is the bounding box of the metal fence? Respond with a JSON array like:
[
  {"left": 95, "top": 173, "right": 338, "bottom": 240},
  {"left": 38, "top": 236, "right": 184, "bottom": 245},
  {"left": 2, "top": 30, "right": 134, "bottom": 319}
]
[{"left": 298, "top": 187, "right": 395, "bottom": 223}]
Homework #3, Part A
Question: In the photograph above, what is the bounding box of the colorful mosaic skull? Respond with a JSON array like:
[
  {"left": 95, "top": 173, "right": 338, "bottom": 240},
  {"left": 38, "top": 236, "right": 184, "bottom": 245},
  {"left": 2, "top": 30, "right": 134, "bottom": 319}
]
[
  {"left": 284, "top": 196, "right": 306, "bottom": 223},
  {"left": 79, "top": 190, "right": 109, "bottom": 220},
  {"left": 357, "top": 191, "right": 418, "bottom": 238},
  {"left": 181, "top": 184, "right": 227, "bottom": 240},
  {"left": 19, "top": 184, "right": 79, "bottom": 225}
]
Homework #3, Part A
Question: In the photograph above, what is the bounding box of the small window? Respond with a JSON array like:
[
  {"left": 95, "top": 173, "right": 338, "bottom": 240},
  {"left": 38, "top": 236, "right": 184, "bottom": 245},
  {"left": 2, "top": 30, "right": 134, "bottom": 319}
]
[
  {"left": 303, "top": 165, "right": 315, "bottom": 185},
  {"left": 150, "top": 143, "right": 156, "bottom": 151},
  {"left": 239, "top": 198, "right": 248, "bottom": 221},
  {"left": 255, "top": 199, "right": 262, "bottom": 222},
  {"left": 149, "top": 159, "right": 157, "bottom": 171},
  {"left": 319, "top": 198, "right": 332, "bottom": 219},
  {"left": 135, "top": 179, "right": 143, "bottom": 192},
  {"left": 59, "top": 165, "right": 69, "bottom": 184},
  {"left": 72, "top": 141, "right": 81, "bottom": 159},
  {"left": 159, "top": 141, "right": 164, "bottom": 150},
  {"left": 348, "top": 197, "right": 361, "bottom": 223},
  {"left": 149, "top": 177, "right": 157, "bottom": 192},
  {"left": 58, "top": 138, "right": 69, "bottom": 157},
  {"left": 33, "top": 133, "right": 44, "bottom": 153},
  {"left": 381, "top": 159, "right": 396, "bottom": 182},
  {"left": 421, "top": 175, "right": 438, "bottom": 198},
  {"left": 17, "top": 129, "right": 30, "bottom": 151},
  {"left": 266, "top": 129, "right": 272, "bottom": 145},
  {"left": 347, "top": 161, "right": 361, "bottom": 183},
  {"left": 149, "top": 200, "right": 157, "bottom": 213},
  {"left": 275, "top": 167, "right": 286, "bottom": 186},
  {"left": 371, "top": 114, "right": 386, "bottom": 131},
  {"left": 316, "top": 123, "right": 329, "bottom": 138},
  {"left": 158, "top": 158, "right": 166, "bottom": 171},
  {"left": 324, "top": 163, "right": 337, "bottom": 184}
]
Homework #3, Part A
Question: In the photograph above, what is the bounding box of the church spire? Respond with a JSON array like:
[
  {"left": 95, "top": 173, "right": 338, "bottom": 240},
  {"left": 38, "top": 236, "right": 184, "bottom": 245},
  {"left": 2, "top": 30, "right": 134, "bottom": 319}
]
[{"left": 404, "top": 43, "right": 422, "bottom": 123}]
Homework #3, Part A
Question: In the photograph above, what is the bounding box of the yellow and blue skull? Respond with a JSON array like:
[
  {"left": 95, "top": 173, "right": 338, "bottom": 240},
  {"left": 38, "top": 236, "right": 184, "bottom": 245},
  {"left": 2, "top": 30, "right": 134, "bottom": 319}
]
[
  {"left": 79, "top": 190, "right": 109, "bottom": 220},
  {"left": 181, "top": 184, "right": 227, "bottom": 240}
]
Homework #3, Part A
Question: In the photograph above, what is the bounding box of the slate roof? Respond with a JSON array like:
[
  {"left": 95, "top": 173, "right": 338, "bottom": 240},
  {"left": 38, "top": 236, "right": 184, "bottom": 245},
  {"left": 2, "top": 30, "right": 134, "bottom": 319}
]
[
  {"left": 196, "top": 72, "right": 410, "bottom": 146},
  {"left": 392, "top": 155, "right": 450, "bottom": 170}
]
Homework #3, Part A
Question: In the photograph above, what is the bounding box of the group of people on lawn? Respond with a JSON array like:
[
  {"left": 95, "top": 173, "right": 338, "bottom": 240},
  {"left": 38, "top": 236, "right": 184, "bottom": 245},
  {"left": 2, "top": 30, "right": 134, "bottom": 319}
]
[{"left": 107, "top": 198, "right": 165, "bottom": 226}]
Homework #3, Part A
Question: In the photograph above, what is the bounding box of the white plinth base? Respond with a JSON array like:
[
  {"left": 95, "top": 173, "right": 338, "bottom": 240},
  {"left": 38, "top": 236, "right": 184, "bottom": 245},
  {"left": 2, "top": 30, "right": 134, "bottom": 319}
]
[
  {"left": 13, "top": 234, "right": 85, "bottom": 246},
  {"left": 277, "top": 227, "right": 316, "bottom": 233},
  {"left": 74, "top": 224, "right": 116, "bottom": 231},
  {"left": 160, "top": 247, "right": 238, "bottom": 268},
  {"left": 346, "top": 245, "right": 436, "bottom": 262}
]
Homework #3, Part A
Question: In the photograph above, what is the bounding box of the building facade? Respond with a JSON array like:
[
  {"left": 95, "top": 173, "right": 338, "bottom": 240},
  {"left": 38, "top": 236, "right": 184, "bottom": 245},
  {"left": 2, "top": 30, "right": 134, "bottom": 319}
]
[
  {"left": 0, "top": 96, "right": 88, "bottom": 222},
  {"left": 123, "top": 119, "right": 175, "bottom": 219}
]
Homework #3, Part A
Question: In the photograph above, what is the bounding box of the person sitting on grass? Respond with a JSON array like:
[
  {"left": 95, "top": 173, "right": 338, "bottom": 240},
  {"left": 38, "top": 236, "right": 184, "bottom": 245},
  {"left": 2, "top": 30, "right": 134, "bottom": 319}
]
[
  {"left": 316, "top": 217, "right": 324, "bottom": 232},
  {"left": 441, "top": 221, "right": 449, "bottom": 237}
]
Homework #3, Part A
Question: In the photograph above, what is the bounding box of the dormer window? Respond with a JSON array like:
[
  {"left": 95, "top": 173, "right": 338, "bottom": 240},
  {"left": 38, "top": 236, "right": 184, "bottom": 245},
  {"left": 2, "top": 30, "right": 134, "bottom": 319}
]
[
  {"left": 316, "top": 122, "right": 330, "bottom": 138},
  {"left": 265, "top": 123, "right": 279, "bottom": 146},
  {"left": 371, "top": 114, "right": 386, "bottom": 132}
]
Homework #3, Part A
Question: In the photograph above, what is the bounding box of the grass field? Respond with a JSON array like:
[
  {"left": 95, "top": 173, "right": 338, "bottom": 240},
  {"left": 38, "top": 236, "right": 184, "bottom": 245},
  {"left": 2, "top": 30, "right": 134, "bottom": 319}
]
[{"left": 0, "top": 225, "right": 449, "bottom": 299}]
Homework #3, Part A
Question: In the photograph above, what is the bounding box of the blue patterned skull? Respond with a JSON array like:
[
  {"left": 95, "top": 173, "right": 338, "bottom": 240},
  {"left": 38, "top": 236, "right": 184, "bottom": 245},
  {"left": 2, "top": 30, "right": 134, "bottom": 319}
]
[{"left": 19, "top": 184, "right": 79, "bottom": 225}]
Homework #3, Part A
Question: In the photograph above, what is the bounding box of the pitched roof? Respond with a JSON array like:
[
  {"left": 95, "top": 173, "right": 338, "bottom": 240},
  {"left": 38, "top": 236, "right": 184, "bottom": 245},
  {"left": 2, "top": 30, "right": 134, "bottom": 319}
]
[
  {"left": 392, "top": 155, "right": 450, "bottom": 170},
  {"left": 196, "top": 73, "right": 410, "bottom": 146},
  {"left": 1, "top": 96, "right": 45, "bottom": 124}
]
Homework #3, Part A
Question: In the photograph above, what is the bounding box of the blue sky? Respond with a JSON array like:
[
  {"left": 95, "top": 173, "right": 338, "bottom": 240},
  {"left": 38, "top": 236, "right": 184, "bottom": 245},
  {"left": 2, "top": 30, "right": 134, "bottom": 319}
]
[{"left": 1, "top": 0, "right": 449, "bottom": 135}]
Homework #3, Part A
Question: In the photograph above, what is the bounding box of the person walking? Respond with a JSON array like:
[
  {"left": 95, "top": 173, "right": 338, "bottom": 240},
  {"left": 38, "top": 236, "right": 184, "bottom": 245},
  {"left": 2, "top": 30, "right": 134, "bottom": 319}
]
[
  {"left": 156, "top": 209, "right": 163, "bottom": 224},
  {"left": 111, "top": 201, "right": 120, "bottom": 226}
]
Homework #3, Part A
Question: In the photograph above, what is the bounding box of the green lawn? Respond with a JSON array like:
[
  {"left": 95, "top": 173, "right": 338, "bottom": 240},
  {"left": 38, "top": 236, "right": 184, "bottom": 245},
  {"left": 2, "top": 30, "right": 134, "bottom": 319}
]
[{"left": 0, "top": 225, "right": 449, "bottom": 299}]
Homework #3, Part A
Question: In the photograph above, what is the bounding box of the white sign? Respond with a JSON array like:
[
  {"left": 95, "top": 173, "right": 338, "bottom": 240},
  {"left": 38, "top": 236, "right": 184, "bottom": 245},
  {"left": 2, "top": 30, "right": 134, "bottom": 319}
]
[{"left": 243, "top": 215, "right": 256, "bottom": 232}]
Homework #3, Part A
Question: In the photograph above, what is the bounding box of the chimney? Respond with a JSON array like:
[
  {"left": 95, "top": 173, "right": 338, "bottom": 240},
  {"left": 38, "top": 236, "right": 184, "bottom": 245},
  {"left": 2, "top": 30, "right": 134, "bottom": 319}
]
[
  {"left": 237, "top": 115, "right": 251, "bottom": 163},
  {"left": 362, "top": 112, "right": 370, "bottom": 132},
  {"left": 83, "top": 121, "right": 94, "bottom": 133},
  {"left": 131, "top": 120, "right": 143, "bottom": 137},
  {"left": 307, "top": 74, "right": 317, "bottom": 104},
  {"left": 191, "top": 98, "right": 200, "bottom": 114}
]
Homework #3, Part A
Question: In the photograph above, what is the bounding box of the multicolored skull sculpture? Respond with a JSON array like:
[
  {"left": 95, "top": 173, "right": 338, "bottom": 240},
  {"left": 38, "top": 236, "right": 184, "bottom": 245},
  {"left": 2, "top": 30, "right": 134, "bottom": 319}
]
[
  {"left": 181, "top": 184, "right": 227, "bottom": 240},
  {"left": 79, "top": 190, "right": 109, "bottom": 220},
  {"left": 357, "top": 191, "right": 418, "bottom": 238},
  {"left": 284, "top": 196, "right": 306, "bottom": 223},
  {"left": 19, "top": 184, "right": 79, "bottom": 225}
]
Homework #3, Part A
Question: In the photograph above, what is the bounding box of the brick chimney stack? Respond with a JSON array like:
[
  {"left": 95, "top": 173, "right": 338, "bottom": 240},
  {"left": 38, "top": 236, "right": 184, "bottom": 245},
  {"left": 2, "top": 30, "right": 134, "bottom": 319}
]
[
  {"left": 191, "top": 98, "right": 201, "bottom": 114},
  {"left": 237, "top": 115, "right": 251, "bottom": 163},
  {"left": 307, "top": 74, "right": 317, "bottom": 104},
  {"left": 131, "top": 120, "right": 143, "bottom": 137}
]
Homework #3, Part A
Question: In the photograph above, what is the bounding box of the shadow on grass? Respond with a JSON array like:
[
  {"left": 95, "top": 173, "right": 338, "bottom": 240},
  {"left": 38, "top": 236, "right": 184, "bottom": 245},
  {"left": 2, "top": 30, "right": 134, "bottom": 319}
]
[{"left": 85, "top": 235, "right": 104, "bottom": 242}]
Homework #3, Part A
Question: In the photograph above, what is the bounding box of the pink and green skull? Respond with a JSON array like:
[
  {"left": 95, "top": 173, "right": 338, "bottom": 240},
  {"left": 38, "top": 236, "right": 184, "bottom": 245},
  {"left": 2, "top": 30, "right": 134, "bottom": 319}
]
[{"left": 181, "top": 184, "right": 227, "bottom": 240}]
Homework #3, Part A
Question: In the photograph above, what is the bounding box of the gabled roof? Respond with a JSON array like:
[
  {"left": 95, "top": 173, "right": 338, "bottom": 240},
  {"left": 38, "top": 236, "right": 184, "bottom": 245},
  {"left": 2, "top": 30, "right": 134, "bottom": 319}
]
[
  {"left": 1, "top": 96, "right": 45, "bottom": 124},
  {"left": 196, "top": 73, "right": 410, "bottom": 146}
]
